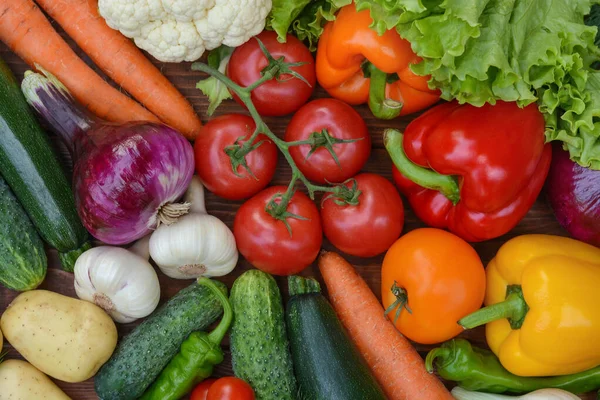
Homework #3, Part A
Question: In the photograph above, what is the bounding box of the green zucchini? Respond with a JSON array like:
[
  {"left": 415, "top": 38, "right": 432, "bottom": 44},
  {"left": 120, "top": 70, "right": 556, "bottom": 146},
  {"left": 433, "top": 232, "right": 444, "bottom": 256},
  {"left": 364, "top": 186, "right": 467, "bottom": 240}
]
[
  {"left": 0, "top": 174, "right": 46, "bottom": 291},
  {"left": 0, "top": 56, "right": 90, "bottom": 272},
  {"left": 286, "top": 276, "right": 386, "bottom": 400},
  {"left": 230, "top": 270, "right": 297, "bottom": 400},
  {"left": 94, "top": 279, "right": 227, "bottom": 400}
]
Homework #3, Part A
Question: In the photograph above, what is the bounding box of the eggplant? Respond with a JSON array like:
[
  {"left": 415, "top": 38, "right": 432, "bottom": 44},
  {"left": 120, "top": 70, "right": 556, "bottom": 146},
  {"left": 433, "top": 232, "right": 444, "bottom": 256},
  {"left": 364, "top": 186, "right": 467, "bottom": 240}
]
[{"left": 546, "top": 143, "right": 600, "bottom": 247}]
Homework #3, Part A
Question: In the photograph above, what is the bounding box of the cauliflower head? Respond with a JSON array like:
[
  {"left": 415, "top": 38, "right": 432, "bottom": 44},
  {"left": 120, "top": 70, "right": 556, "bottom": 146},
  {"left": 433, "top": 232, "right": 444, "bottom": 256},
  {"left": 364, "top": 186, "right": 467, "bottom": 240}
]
[{"left": 99, "top": 0, "right": 272, "bottom": 62}]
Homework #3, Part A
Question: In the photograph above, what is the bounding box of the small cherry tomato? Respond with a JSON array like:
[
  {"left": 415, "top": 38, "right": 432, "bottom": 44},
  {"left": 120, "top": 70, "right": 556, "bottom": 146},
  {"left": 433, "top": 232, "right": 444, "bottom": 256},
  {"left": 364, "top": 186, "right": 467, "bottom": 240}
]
[
  {"left": 234, "top": 186, "right": 322, "bottom": 275},
  {"left": 227, "top": 31, "right": 316, "bottom": 116},
  {"left": 190, "top": 378, "right": 217, "bottom": 400},
  {"left": 207, "top": 377, "right": 255, "bottom": 400},
  {"left": 194, "top": 114, "right": 278, "bottom": 200},
  {"left": 381, "top": 228, "right": 486, "bottom": 344},
  {"left": 285, "top": 98, "right": 371, "bottom": 184},
  {"left": 321, "top": 173, "right": 404, "bottom": 257}
]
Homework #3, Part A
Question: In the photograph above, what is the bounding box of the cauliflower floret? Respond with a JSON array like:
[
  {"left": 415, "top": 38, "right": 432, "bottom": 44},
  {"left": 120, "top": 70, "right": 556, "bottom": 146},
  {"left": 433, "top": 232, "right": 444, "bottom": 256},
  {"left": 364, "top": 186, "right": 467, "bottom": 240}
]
[
  {"left": 98, "top": 0, "right": 272, "bottom": 62},
  {"left": 195, "top": 0, "right": 269, "bottom": 50}
]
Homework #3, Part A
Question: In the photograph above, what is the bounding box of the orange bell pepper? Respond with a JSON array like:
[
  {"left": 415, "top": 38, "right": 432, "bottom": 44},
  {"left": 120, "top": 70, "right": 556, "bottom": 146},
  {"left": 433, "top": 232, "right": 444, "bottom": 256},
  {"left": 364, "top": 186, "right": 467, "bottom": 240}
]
[{"left": 316, "top": 4, "right": 440, "bottom": 119}]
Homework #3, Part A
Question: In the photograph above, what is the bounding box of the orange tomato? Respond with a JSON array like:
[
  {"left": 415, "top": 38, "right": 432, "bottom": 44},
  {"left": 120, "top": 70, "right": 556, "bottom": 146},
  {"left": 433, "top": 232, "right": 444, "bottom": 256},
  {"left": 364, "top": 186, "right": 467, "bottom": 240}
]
[{"left": 381, "top": 228, "right": 486, "bottom": 344}]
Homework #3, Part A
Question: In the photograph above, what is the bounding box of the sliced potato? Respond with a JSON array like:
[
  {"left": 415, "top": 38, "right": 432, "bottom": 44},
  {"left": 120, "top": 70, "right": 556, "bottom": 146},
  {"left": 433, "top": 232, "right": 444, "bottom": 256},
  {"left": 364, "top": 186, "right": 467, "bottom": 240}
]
[
  {"left": 0, "top": 359, "right": 71, "bottom": 400},
  {"left": 0, "top": 290, "right": 117, "bottom": 382}
]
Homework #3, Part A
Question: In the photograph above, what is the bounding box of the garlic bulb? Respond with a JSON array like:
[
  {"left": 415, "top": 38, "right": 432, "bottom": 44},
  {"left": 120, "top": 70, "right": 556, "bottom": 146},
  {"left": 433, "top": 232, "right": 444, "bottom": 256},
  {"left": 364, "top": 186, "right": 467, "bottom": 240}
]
[
  {"left": 149, "top": 176, "right": 238, "bottom": 279},
  {"left": 74, "top": 237, "right": 160, "bottom": 323}
]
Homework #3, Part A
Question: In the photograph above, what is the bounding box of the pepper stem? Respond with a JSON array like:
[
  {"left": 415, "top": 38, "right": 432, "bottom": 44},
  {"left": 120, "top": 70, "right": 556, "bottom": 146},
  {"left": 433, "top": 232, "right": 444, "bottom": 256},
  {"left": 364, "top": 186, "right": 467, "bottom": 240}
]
[
  {"left": 198, "top": 278, "right": 233, "bottom": 345},
  {"left": 424, "top": 347, "right": 452, "bottom": 373},
  {"left": 458, "top": 285, "right": 529, "bottom": 330},
  {"left": 384, "top": 129, "right": 461, "bottom": 205},
  {"left": 367, "top": 63, "right": 403, "bottom": 120}
]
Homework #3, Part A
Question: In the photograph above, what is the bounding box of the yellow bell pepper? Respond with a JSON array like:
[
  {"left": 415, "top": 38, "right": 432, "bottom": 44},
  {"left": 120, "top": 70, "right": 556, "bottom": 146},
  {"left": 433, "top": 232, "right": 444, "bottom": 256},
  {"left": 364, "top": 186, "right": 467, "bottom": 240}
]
[{"left": 459, "top": 234, "right": 600, "bottom": 377}]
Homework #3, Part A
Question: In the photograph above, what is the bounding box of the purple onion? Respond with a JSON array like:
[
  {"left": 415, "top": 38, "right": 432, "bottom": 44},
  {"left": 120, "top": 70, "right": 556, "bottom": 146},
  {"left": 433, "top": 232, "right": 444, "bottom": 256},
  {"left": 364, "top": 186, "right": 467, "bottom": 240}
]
[
  {"left": 22, "top": 71, "right": 194, "bottom": 245},
  {"left": 546, "top": 143, "right": 600, "bottom": 247}
]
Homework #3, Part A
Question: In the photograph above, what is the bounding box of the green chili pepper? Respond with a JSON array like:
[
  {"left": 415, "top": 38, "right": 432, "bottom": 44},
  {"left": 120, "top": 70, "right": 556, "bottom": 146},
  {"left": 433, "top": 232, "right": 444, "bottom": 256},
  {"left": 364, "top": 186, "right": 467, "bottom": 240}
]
[
  {"left": 426, "top": 339, "right": 600, "bottom": 395},
  {"left": 140, "top": 277, "right": 232, "bottom": 400}
]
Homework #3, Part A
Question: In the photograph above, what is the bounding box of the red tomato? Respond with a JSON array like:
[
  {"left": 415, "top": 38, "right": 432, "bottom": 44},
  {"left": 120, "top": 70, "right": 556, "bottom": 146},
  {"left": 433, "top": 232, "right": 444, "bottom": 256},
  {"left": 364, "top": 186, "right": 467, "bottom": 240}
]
[
  {"left": 194, "top": 114, "right": 278, "bottom": 200},
  {"left": 190, "top": 379, "right": 217, "bottom": 400},
  {"left": 285, "top": 98, "right": 371, "bottom": 184},
  {"left": 206, "top": 377, "right": 255, "bottom": 400},
  {"left": 227, "top": 31, "right": 316, "bottom": 117},
  {"left": 320, "top": 173, "right": 404, "bottom": 257},
  {"left": 234, "top": 186, "right": 322, "bottom": 275}
]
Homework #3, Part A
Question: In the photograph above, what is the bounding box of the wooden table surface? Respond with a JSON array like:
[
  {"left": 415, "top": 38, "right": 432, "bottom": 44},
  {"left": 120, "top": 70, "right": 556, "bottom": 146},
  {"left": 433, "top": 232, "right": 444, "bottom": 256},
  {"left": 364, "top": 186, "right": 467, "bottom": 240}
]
[{"left": 0, "top": 26, "right": 595, "bottom": 400}]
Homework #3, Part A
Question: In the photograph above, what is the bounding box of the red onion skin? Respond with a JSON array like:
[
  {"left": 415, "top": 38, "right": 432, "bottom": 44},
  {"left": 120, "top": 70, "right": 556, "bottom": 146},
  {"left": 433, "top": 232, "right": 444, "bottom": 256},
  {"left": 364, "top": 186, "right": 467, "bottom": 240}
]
[
  {"left": 74, "top": 123, "right": 194, "bottom": 244},
  {"left": 546, "top": 143, "right": 600, "bottom": 247},
  {"left": 22, "top": 74, "right": 194, "bottom": 245}
]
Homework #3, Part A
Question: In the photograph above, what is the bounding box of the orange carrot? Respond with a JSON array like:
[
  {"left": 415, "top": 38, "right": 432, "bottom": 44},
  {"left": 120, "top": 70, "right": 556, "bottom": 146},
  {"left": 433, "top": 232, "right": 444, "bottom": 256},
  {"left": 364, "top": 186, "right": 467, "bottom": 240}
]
[
  {"left": 34, "top": 0, "right": 202, "bottom": 140},
  {"left": 318, "top": 251, "right": 454, "bottom": 400},
  {"left": 0, "top": 0, "right": 158, "bottom": 124}
]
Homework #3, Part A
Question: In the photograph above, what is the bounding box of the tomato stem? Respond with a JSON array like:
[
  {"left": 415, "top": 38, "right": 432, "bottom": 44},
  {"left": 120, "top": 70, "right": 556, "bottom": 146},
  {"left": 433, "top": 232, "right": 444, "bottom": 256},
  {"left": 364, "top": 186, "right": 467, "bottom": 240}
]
[
  {"left": 254, "top": 37, "right": 312, "bottom": 89},
  {"left": 384, "top": 281, "right": 413, "bottom": 325},
  {"left": 224, "top": 138, "right": 264, "bottom": 179},
  {"left": 193, "top": 51, "right": 355, "bottom": 233},
  {"left": 286, "top": 128, "right": 363, "bottom": 168},
  {"left": 322, "top": 178, "right": 362, "bottom": 206}
]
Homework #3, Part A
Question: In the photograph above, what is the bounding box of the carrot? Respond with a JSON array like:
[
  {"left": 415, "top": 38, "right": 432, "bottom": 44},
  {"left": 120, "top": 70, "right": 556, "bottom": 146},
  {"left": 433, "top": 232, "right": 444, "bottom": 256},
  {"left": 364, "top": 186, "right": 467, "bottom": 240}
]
[
  {"left": 0, "top": 0, "right": 158, "bottom": 124},
  {"left": 34, "top": 0, "right": 202, "bottom": 140},
  {"left": 318, "top": 251, "right": 454, "bottom": 400}
]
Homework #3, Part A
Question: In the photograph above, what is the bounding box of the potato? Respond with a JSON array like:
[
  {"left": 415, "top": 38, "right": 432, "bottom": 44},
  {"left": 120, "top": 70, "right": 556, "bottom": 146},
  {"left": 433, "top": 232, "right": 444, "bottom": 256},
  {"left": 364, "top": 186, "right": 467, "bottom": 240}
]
[
  {"left": 0, "top": 359, "right": 71, "bottom": 400},
  {"left": 0, "top": 290, "right": 117, "bottom": 383},
  {"left": 0, "top": 325, "right": 3, "bottom": 349}
]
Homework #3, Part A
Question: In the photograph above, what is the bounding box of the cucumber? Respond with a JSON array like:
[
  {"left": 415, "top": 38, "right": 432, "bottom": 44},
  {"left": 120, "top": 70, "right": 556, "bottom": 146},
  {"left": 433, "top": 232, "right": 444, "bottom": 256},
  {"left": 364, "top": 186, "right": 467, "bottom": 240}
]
[
  {"left": 286, "top": 276, "right": 387, "bottom": 400},
  {"left": 94, "top": 280, "right": 227, "bottom": 400},
  {"left": 230, "top": 270, "right": 297, "bottom": 400},
  {"left": 0, "top": 174, "right": 46, "bottom": 291},
  {"left": 0, "top": 56, "right": 90, "bottom": 272}
]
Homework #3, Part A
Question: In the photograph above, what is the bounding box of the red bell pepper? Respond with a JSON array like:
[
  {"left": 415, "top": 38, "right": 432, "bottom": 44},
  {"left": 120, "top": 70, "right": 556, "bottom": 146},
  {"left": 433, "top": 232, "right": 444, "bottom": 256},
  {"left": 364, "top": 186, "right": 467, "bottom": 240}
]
[{"left": 385, "top": 101, "right": 552, "bottom": 242}]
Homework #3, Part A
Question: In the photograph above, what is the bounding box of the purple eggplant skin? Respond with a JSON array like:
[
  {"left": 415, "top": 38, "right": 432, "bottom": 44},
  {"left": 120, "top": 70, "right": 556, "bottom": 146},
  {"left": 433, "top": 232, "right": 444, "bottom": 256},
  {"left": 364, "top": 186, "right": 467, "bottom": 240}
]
[{"left": 546, "top": 143, "right": 600, "bottom": 247}]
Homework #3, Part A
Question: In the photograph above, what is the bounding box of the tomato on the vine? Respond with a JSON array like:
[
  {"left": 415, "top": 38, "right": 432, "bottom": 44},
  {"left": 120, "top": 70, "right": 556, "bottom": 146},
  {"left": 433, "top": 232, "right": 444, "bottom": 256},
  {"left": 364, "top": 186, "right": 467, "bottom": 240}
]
[
  {"left": 190, "top": 378, "right": 217, "bottom": 400},
  {"left": 234, "top": 186, "right": 322, "bottom": 275},
  {"left": 194, "top": 114, "right": 278, "bottom": 200},
  {"left": 227, "top": 31, "right": 316, "bottom": 117},
  {"left": 321, "top": 173, "right": 404, "bottom": 258},
  {"left": 285, "top": 98, "right": 371, "bottom": 184}
]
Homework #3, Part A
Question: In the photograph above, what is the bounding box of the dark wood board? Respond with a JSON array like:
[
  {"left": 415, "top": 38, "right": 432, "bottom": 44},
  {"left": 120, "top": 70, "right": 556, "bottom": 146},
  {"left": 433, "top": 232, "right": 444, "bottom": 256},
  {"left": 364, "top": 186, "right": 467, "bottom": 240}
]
[{"left": 0, "top": 24, "right": 594, "bottom": 400}]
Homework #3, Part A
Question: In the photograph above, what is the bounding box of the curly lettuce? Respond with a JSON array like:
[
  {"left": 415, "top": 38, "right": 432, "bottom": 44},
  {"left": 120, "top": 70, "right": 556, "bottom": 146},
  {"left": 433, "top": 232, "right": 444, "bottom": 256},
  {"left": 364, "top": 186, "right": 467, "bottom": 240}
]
[
  {"left": 356, "top": 0, "right": 600, "bottom": 169},
  {"left": 266, "top": 0, "right": 351, "bottom": 51}
]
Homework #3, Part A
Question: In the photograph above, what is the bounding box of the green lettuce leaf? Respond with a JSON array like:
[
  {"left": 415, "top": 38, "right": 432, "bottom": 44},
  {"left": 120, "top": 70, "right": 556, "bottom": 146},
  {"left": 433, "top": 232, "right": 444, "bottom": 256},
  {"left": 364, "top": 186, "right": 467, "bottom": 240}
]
[
  {"left": 358, "top": 0, "right": 600, "bottom": 169},
  {"left": 267, "top": 0, "right": 313, "bottom": 42},
  {"left": 266, "top": 0, "right": 351, "bottom": 51},
  {"left": 194, "top": 46, "right": 234, "bottom": 116}
]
